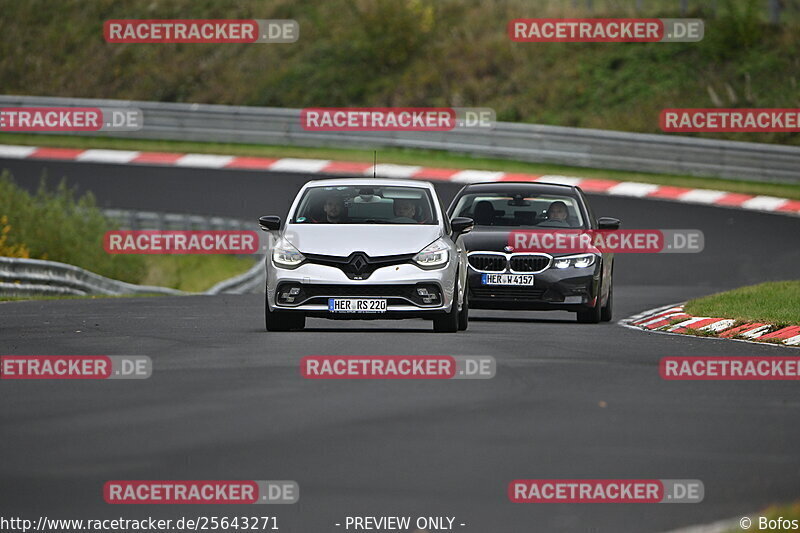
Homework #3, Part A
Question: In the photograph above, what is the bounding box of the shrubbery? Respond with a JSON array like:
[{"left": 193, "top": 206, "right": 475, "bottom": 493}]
[
  {"left": 0, "top": 171, "right": 147, "bottom": 283},
  {"left": 1, "top": 0, "right": 798, "bottom": 143}
]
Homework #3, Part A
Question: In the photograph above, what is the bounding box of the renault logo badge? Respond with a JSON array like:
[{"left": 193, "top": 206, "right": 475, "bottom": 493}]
[{"left": 350, "top": 254, "right": 368, "bottom": 272}]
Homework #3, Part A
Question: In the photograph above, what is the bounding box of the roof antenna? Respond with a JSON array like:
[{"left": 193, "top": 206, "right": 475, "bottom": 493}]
[{"left": 373, "top": 150, "right": 377, "bottom": 179}]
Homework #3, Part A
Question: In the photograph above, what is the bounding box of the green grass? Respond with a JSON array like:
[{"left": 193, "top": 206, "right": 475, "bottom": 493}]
[
  {"left": 0, "top": 170, "right": 148, "bottom": 282},
  {"left": 1, "top": 0, "right": 799, "bottom": 145},
  {"left": 141, "top": 255, "right": 254, "bottom": 293},
  {"left": 0, "top": 171, "right": 255, "bottom": 292},
  {"left": 0, "top": 255, "right": 254, "bottom": 297},
  {"left": 685, "top": 281, "right": 800, "bottom": 325},
  {"left": 3, "top": 133, "right": 800, "bottom": 200},
  {"left": 0, "top": 256, "right": 254, "bottom": 296}
]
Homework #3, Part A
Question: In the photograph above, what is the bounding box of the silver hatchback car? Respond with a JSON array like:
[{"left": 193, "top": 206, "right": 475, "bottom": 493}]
[{"left": 259, "top": 178, "right": 474, "bottom": 332}]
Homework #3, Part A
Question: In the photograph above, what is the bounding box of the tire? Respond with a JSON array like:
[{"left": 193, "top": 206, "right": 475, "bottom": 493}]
[
  {"left": 433, "top": 279, "right": 460, "bottom": 333},
  {"left": 576, "top": 298, "right": 601, "bottom": 324},
  {"left": 457, "top": 283, "right": 469, "bottom": 331},
  {"left": 265, "top": 293, "right": 305, "bottom": 331},
  {"left": 600, "top": 285, "right": 613, "bottom": 322}
]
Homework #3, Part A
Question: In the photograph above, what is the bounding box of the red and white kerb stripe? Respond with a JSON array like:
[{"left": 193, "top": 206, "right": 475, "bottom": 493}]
[{"left": 0, "top": 144, "right": 797, "bottom": 217}]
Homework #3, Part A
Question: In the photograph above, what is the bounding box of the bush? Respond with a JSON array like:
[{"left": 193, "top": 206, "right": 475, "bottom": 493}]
[
  {"left": 0, "top": 171, "right": 147, "bottom": 283},
  {"left": 0, "top": 215, "right": 30, "bottom": 258}
]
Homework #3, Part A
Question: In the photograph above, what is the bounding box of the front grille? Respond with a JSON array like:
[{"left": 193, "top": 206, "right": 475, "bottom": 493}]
[
  {"left": 276, "top": 283, "right": 441, "bottom": 307},
  {"left": 470, "top": 286, "right": 546, "bottom": 300},
  {"left": 468, "top": 254, "right": 506, "bottom": 272},
  {"left": 304, "top": 252, "right": 414, "bottom": 280},
  {"left": 509, "top": 255, "right": 550, "bottom": 272}
]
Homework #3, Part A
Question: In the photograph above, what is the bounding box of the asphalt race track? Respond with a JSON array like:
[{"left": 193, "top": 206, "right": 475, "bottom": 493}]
[{"left": 1, "top": 158, "right": 800, "bottom": 532}]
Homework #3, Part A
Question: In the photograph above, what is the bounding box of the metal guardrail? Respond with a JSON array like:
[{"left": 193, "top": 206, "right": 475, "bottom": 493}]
[
  {"left": 0, "top": 256, "right": 186, "bottom": 297},
  {"left": 101, "top": 209, "right": 252, "bottom": 231},
  {"left": 206, "top": 258, "right": 266, "bottom": 295},
  {"left": 0, "top": 255, "right": 266, "bottom": 298},
  {"left": 0, "top": 209, "right": 266, "bottom": 298},
  {"left": 2, "top": 94, "right": 800, "bottom": 183}
]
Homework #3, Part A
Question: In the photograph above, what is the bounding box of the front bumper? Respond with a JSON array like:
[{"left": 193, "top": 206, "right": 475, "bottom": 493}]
[
  {"left": 267, "top": 261, "right": 457, "bottom": 317},
  {"left": 467, "top": 265, "right": 601, "bottom": 311}
]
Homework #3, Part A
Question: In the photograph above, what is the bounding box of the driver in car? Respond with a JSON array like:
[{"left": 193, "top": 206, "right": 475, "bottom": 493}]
[
  {"left": 546, "top": 200, "right": 569, "bottom": 223},
  {"left": 323, "top": 195, "right": 348, "bottom": 223}
]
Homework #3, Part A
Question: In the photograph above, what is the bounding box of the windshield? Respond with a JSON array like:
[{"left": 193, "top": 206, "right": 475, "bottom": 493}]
[
  {"left": 452, "top": 192, "right": 585, "bottom": 228},
  {"left": 292, "top": 185, "right": 438, "bottom": 225}
]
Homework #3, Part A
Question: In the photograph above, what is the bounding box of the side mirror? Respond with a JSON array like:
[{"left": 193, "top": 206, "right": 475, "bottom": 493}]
[
  {"left": 450, "top": 217, "right": 474, "bottom": 239},
  {"left": 258, "top": 215, "right": 281, "bottom": 231},
  {"left": 597, "top": 217, "right": 621, "bottom": 230}
]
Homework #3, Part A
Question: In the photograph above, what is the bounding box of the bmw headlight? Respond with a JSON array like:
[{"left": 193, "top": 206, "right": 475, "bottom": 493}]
[
  {"left": 413, "top": 238, "right": 449, "bottom": 269},
  {"left": 553, "top": 257, "right": 571, "bottom": 269},
  {"left": 272, "top": 238, "right": 305, "bottom": 269},
  {"left": 552, "top": 253, "right": 597, "bottom": 269}
]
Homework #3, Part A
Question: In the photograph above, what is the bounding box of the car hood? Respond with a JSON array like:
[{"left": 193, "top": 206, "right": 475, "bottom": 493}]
[
  {"left": 461, "top": 227, "right": 517, "bottom": 253},
  {"left": 284, "top": 224, "right": 443, "bottom": 257}
]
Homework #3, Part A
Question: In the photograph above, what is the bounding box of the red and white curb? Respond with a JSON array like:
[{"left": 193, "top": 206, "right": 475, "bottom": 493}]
[
  {"left": 1, "top": 143, "right": 799, "bottom": 217},
  {"left": 621, "top": 303, "right": 800, "bottom": 348}
]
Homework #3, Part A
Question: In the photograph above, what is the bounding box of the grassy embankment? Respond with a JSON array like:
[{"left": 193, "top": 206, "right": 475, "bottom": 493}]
[
  {"left": 0, "top": 171, "right": 253, "bottom": 295},
  {"left": 2, "top": 0, "right": 799, "bottom": 144},
  {"left": 685, "top": 281, "right": 800, "bottom": 326}
]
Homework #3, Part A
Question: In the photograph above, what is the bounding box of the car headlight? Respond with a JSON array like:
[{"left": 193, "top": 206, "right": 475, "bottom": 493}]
[
  {"left": 553, "top": 257, "right": 571, "bottom": 269},
  {"left": 272, "top": 238, "right": 305, "bottom": 268},
  {"left": 552, "top": 253, "right": 596, "bottom": 269},
  {"left": 413, "top": 238, "right": 449, "bottom": 268}
]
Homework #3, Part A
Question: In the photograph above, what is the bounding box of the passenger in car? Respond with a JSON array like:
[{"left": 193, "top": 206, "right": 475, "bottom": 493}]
[
  {"left": 473, "top": 200, "right": 496, "bottom": 226},
  {"left": 393, "top": 199, "right": 418, "bottom": 221}
]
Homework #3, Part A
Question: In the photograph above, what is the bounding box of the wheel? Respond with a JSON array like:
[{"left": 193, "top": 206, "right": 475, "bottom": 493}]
[
  {"left": 265, "top": 293, "right": 305, "bottom": 331},
  {"left": 457, "top": 283, "right": 469, "bottom": 331},
  {"left": 576, "top": 297, "right": 601, "bottom": 324},
  {"left": 433, "top": 279, "right": 460, "bottom": 333},
  {"left": 600, "top": 284, "right": 613, "bottom": 322}
]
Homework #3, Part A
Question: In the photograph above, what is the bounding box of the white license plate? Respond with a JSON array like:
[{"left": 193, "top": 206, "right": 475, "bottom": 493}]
[
  {"left": 328, "top": 298, "right": 387, "bottom": 313},
  {"left": 481, "top": 274, "right": 534, "bottom": 285}
]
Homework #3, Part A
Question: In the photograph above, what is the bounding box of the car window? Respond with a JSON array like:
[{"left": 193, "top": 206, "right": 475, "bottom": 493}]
[
  {"left": 292, "top": 185, "right": 438, "bottom": 224},
  {"left": 452, "top": 192, "right": 585, "bottom": 228}
]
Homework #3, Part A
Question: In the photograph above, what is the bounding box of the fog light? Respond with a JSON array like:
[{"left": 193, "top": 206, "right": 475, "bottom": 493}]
[
  {"left": 278, "top": 284, "right": 303, "bottom": 304},
  {"left": 416, "top": 285, "right": 440, "bottom": 304}
]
